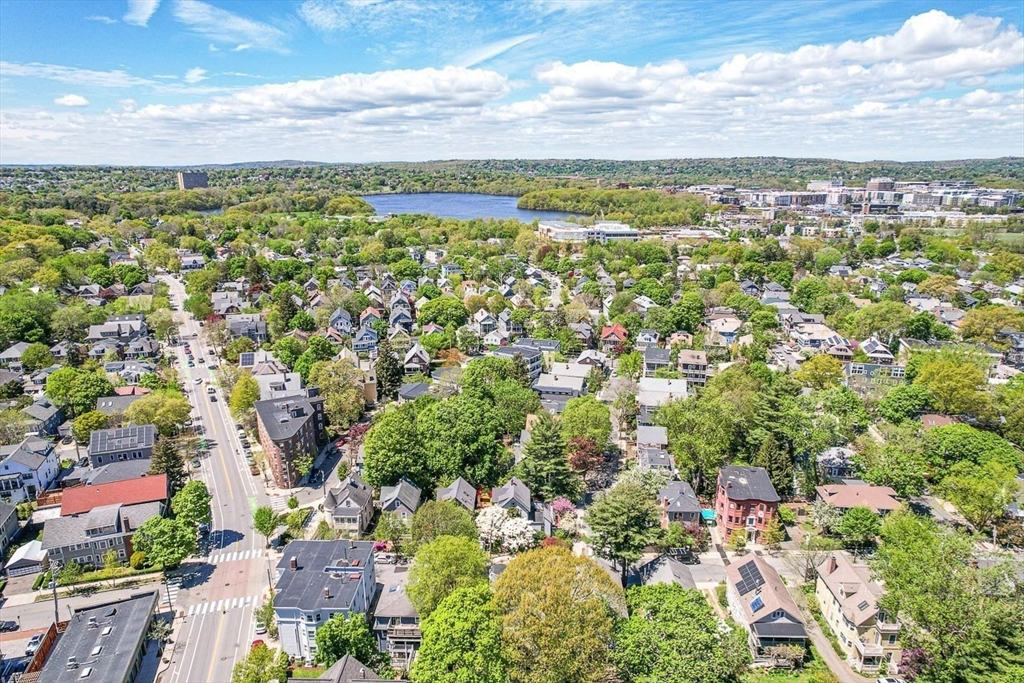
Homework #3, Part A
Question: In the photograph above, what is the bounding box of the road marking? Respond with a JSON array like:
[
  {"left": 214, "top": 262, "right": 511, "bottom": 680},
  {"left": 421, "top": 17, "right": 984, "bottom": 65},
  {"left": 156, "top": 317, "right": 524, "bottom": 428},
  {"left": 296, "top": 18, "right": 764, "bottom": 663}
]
[
  {"left": 186, "top": 595, "right": 256, "bottom": 616},
  {"left": 208, "top": 548, "right": 264, "bottom": 564},
  {"left": 269, "top": 496, "right": 289, "bottom": 512},
  {"left": 204, "top": 605, "right": 227, "bottom": 683},
  {"left": 160, "top": 583, "right": 180, "bottom": 607}
]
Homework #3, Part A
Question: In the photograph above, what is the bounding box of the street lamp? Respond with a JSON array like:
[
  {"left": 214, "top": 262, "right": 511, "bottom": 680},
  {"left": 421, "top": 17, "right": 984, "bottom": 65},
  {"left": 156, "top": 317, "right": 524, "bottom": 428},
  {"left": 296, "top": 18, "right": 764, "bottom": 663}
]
[{"left": 49, "top": 559, "right": 62, "bottom": 625}]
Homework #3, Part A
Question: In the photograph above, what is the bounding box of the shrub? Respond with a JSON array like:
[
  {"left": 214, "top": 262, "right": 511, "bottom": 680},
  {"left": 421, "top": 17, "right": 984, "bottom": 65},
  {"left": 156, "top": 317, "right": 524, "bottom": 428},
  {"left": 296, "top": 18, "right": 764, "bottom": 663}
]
[
  {"left": 716, "top": 583, "right": 728, "bottom": 608},
  {"left": 129, "top": 551, "right": 148, "bottom": 570},
  {"left": 778, "top": 506, "right": 798, "bottom": 525},
  {"left": 287, "top": 496, "right": 299, "bottom": 510}
]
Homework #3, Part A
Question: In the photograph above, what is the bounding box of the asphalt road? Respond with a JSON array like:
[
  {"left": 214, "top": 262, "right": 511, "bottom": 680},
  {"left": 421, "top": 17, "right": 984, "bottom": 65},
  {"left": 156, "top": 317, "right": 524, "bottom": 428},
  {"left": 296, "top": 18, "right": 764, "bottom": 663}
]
[{"left": 162, "top": 275, "right": 275, "bottom": 683}]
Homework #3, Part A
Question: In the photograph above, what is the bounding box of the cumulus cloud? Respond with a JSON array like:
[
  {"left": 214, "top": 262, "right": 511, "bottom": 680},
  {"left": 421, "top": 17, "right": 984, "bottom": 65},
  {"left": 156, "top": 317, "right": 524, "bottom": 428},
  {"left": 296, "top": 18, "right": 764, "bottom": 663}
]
[
  {"left": 54, "top": 94, "right": 90, "bottom": 107},
  {"left": 172, "top": 0, "right": 288, "bottom": 53},
  {"left": 124, "top": 0, "right": 161, "bottom": 26},
  {"left": 2, "top": 10, "right": 1022, "bottom": 164},
  {"left": 184, "top": 67, "right": 208, "bottom": 84}
]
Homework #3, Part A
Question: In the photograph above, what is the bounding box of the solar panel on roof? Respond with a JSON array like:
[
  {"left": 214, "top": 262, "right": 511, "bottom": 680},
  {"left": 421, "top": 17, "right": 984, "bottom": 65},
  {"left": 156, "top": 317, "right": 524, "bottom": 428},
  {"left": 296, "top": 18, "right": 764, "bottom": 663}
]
[
  {"left": 735, "top": 560, "right": 765, "bottom": 595},
  {"left": 750, "top": 595, "right": 764, "bottom": 612}
]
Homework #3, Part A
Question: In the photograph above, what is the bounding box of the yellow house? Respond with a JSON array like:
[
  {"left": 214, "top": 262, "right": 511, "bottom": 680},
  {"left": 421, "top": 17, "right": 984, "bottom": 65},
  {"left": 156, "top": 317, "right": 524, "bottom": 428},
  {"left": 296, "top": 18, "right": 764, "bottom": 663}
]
[{"left": 815, "top": 552, "right": 901, "bottom": 675}]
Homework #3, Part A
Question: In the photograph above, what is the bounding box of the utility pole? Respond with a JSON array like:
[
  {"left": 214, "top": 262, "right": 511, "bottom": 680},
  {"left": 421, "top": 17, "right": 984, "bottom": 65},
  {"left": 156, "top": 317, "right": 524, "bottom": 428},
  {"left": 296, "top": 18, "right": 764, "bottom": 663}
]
[{"left": 50, "top": 559, "right": 61, "bottom": 625}]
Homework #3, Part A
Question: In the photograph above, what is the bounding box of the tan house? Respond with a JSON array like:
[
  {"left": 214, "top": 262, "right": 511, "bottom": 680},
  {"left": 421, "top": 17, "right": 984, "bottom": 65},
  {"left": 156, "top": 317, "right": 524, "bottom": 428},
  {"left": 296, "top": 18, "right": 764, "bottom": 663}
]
[
  {"left": 815, "top": 484, "right": 901, "bottom": 516},
  {"left": 725, "top": 555, "right": 808, "bottom": 664},
  {"left": 815, "top": 552, "right": 901, "bottom": 674}
]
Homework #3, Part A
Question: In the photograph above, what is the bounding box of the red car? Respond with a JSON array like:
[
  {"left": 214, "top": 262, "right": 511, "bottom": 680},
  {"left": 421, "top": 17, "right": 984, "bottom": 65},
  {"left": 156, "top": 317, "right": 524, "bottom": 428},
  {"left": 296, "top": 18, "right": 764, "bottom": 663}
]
[{"left": 251, "top": 640, "right": 265, "bottom": 649}]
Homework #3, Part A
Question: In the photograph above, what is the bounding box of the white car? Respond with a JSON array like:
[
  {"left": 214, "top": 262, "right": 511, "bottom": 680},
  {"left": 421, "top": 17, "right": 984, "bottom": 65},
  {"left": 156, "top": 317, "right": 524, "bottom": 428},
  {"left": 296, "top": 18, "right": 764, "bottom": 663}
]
[
  {"left": 254, "top": 621, "right": 268, "bottom": 635},
  {"left": 194, "top": 378, "right": 203, "bottom": 384}
]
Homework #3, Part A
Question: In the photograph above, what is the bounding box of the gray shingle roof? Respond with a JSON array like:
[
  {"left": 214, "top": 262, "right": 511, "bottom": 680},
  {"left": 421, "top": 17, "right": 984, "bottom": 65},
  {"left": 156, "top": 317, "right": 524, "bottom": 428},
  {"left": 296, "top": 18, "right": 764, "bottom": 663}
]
[
  {"left": 719, "top": 466, "right": 780, "bottom": 502},
  {"left": 0, "top": 438, "right": 54, "bottom": 470},
  {"left": 41, "top": 501, "right": 161, "bottom": 551},
  {"left": 254, "top": 396, "right": 322, "bottom": 441},
  {"left": 326, "top": 474, "right": 372, "bottom": 512},
  {"left": 274, "top": 540, "right": 374, "bottom": 611},
  {"left": 436, "top": 477, "right": 476, "bottom": 511},
  {"left": 380, "top": 477, "right": 421, "bottom": 513},
  {"left": 491, "top": 477, "right": 531, "bottom": 512},
  {"left": 659, "top": 480, "right": 701, "bottom": 514}
]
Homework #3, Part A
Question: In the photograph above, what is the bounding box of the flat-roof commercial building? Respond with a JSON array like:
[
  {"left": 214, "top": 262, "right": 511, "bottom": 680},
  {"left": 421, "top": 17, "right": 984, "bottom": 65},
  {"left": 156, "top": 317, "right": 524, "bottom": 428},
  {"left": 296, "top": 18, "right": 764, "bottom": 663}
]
[
  {"left": 538, "top": 220, "right": 639, "bottom": 243},
  {"left": 37, "top": 591, "right": 159, "bottom": 683}
]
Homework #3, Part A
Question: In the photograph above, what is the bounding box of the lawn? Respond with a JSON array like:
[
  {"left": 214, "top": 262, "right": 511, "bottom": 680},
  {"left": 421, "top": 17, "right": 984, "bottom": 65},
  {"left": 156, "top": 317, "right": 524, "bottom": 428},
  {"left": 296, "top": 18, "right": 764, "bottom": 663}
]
[
  {"left": 288, "top": 667, "right": 326, "bottom": 679},
  {"left": 744, "top": 646, "right": 838, "bottom": 683}
]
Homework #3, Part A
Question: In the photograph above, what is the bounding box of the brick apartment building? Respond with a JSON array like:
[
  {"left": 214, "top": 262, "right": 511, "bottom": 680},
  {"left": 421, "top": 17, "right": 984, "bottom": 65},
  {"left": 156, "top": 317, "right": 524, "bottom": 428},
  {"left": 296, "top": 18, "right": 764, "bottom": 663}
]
[
  {"left": 715, "top": 466, "right": 780, "bottom": 543},
  {"left": 255, "top": 393, "right": 327, "bottom": 488}
]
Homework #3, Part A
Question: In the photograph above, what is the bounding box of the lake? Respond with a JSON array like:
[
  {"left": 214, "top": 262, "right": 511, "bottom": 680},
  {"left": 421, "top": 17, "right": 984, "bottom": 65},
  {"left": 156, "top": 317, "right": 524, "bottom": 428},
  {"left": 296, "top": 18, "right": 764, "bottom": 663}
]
[{"left": 363, "top": 192, "right": 573, "bottom": 221}]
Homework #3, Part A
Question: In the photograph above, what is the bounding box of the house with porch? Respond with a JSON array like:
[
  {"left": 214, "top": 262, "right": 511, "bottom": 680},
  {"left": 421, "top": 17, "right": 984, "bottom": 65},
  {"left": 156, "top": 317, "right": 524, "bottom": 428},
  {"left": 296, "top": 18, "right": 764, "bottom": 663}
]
[{"left": 726, "top": 555, "right": 808, "bottom": 664}]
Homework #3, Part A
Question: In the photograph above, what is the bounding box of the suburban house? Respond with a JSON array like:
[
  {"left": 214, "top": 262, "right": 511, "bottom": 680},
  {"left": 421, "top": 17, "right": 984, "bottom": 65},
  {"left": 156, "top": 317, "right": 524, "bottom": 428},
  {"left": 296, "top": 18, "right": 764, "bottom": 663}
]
[
  {"left": 255, "top": 394, "right": 328, "bottom": 489},
  {"left": 20, "top": 398, "right": 64, "bottom": 436},
  {"left": 34, "top": 592, "right": 160, "bottom": 683},
  {"left": 493, "top": 345, "right": 543, "bottom": 380},
  {"left": 225, "top": 314, "right": 268, "bottom": 343},
  {"left": 289, "top": 655, "right": 386, "bottom": 683},
  {"left": 0, "top": 438, "right": 60, "bottom": 503},
  {"left": 491, "top": 477, "right": 552, "bottom": 536},
  {"left": 380, "top": 477, "right": 422, "bottom": 521},
  {"left": 0, "top": 342, "right": 30, "bottom": 372},
  {"left": 676, "top": 350, "right": 709, "bottom": 386},
  {"left": 715, "top": 466, "right": 780, "bottom": 543},
  {"left": 658, "top": 480, "right": 702, "bottom": 531},
  {"left": 531, "top": 373, "right": 585, "bottom": 403},
  {"left": 637, "top": 425, "right": 668, "bottom": 451},
  {"left": 87, "top": 425, "right": 157, "bottom": 467},
  {"left": 403, "top": 344, "right": 430, "bottom": 375},
  {"left": 273, "top": 540, "right": 377, "bottom": 662},
  {"left": 435, "top": 477, "right": 476, "bottom": 511},
  {"left": 60, "top": 474, "right": 169, "bottom": 517},
  {"left": 42, "top": 500, "right": 163, "bottom": 567},
  {"left": 324, "top": 474, "right": 375, "bottom": 537},
  {"left": 637, "top": 377, "right": 689, "bottom": 411},
  {"left": 372, "top": 582, "right": 422, "bottom": 669},
  {"left": 643, "top": 347, "right": 671, "bottom": 376},
  {"left": 815, "top": 552, "right": 901, "bottom": 674},
  {"left": 599, "top": 323, "right": 628, "bottom": 352},
  {"left": 352, "top": 327, "right": 379, "bottom": 355},
  {"left": 0, "top": 501, "right": 18, "bottom": 555},
  {"left": 726, "top": 555, "right": 808, "bottom": 663},
  {"left": 635, "top": 329, "right": 660, "bottom": 351},
  {"left": 815, "top": 484, "right": 901, "bottom": 516}
]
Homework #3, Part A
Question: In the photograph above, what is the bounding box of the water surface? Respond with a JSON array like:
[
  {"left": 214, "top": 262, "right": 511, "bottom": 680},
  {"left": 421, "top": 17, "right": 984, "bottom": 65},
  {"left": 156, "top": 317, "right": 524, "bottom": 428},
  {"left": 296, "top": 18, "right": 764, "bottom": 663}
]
[{"left": 363, "top": 192, "right": 574, "bottom": 221}]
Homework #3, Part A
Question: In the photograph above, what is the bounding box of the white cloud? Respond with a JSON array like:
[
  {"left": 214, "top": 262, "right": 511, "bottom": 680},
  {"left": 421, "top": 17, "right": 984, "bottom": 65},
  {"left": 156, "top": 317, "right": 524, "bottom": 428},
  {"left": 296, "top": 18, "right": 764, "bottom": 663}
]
[
  {"left": 184, "top": 67, "right": 208, "bottom": 84},
  {"left": 0, "top": 61, "right": 155, "bottom": 88},
  {"left": 54, "top": 94, "right": 90, "bottom": 107},
  {"left": 454, "top": 34, "right": 539, "bottom": 68},
  {"left": 172, "top": 0, "right": 289, "bottom": 53},
  {"left": 86, "top": 15, "right": 118, "bottom": 24},
  {"left": 298, "top": 0, "right": 466, "bottom": 32},
  {"left": 124, "top": 0, "right": 161, "bottom": 26}
]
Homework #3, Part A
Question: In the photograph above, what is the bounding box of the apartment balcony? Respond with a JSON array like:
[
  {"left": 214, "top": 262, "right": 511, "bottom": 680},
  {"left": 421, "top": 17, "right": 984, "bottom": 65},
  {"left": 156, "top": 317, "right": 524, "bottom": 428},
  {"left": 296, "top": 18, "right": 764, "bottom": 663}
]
[
  {"left": 387, "top": 625, "right": 422, "bottom": 640},
  {"left": 875, "top": 619, "right": 900, "bottom": 633}
]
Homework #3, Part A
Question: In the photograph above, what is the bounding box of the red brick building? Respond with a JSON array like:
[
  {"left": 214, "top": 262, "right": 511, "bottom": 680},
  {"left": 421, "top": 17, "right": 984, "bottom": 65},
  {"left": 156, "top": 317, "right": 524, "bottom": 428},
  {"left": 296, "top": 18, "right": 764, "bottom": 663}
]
[{"left": 715, "top": 466, "right": 780, "bottom": 543}]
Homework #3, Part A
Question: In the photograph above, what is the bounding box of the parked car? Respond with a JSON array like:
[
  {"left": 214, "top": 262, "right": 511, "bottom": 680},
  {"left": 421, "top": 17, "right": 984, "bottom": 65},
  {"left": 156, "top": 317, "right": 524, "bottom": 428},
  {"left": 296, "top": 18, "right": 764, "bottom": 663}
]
[
  {"left": 251, "top": 639, "right": 264, "bottom": 649},
  {"left": 210, "top": 395, "right": 218, "bottom": 402},
  {"left": 191, "top": 459, "right": 201, "bottom": 469},
  {"left": 26, "top": 633, "right": 43, "bottom": 655},
  {"left": 197, "top": 358, "right": 205, "bottom": 364},
  {"left": 254, "top": 621, "right": 267, "bottom": 635},
  {"left": 77, "top": 457, "right": 89, "bottom": 468},
  {"left": 0, "top": 620, "right": 18, "bottom": 632},
  {"left": 194, "top": 378, "right": 203, "bottom": 384},
  {"left": 198, "top": 522, "right": 210, "bottom": 536},
  {"left": 61, "top": 435, "right": 73, "bottom": 445}
]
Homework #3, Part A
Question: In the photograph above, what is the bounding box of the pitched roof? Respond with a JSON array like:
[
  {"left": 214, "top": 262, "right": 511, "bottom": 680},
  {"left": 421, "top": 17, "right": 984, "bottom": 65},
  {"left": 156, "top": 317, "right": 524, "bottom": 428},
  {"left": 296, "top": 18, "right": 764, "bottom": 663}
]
[
  {"left": 436, "top": 477, "right": 476, "bottom": 511},
  {"left": 88, "top": 424, "right": 156, "bottom": 455},
  {"left": 380, "top": 477, "right": 421, "bottom": 512},
  {"left": 726, "top": 555, "right": 805, "bottom": 628},
  {"left": 718, "top": 466, "right": 780, "bottom": 502},
  {"left": 491, "top": 477, "right": 531, "bottom": 511},
  {"left": 61, "top": 474, "right": 168, "bottom": 516},
  {"left": 600, "top": 323, "right": 628, "bottom": 341},
  {"left": 816, "top": 551, "right": 887, "bottom": 627},
  {"left": 659, "top": 480, "right": 701, "bottom": 514},
  {"left": 815, "top": 484, "right": 900, "bottom": 513}
]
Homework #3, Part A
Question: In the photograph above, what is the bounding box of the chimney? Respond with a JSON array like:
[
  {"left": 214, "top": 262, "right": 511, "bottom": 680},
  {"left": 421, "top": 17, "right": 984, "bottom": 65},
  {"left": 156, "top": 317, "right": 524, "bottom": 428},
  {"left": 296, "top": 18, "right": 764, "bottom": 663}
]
[
  {"left": 358, "top": 669, "right": 366, "bottom": 679},
  {"left": 289, "top": 557, "right": 297, "bottom": 571},
  {"left": 349, "top": 539, "right": 354, "bottom": 550},
  {"left": 663, "top": 497, "right": 669, "bottom": 507},
  {"left": 323, "top": 586, "right": 330, "bottom": 599}
]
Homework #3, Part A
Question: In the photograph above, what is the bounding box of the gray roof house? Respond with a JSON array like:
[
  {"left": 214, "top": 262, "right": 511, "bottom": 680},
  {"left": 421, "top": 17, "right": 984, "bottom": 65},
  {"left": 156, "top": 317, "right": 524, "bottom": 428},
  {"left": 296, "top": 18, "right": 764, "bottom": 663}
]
[
  {"left": 491, "top": 477, "right": 552, "bottom": 536},
  {"left": 436, "top": 477, "right": 476, "bottom": 511},
  {"left": 0, "top": 437, "right": 60, "bottom": 504},
  {"left": 325, "top": 474, "right": 375, "bottom": 537},
  {"left": 21, "top": 397, "right": 63, "bottom": 436},
  {"left": 0, "top": 501, "right": 18, "bottom": 555},
  {"left": 287, "top": 655, "right": 386, "bottom": 683},
  {"left": 659, "top": 480, "right": 701, "bottom": 530},
  {"left": 274, "top": 540, "right": 376, "bottom": 662},
  {"left": 87, "top": 425, "right": 157, "bottom": 467},
  {"left": 42, "top": 501, "right": 162, "bottom": 568},
  {"left": 380, "top": 477, "right": 422, "bottom": 521}
]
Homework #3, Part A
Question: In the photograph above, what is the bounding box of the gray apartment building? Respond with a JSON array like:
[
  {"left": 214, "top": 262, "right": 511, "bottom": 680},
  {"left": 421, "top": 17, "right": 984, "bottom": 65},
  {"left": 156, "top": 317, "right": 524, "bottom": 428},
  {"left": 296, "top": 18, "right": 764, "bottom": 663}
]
[
  {"left": 41, "top": 501, "right": 161, "bottom": 568},
  {"left": 87, "top": 425, "right": 157, "bottom": 467},
  {"left": 274, "top": 540, "right": 376, "bottom": 663},
  {"left": 255, "top": 394, "right": 327, "bottom": 489}
]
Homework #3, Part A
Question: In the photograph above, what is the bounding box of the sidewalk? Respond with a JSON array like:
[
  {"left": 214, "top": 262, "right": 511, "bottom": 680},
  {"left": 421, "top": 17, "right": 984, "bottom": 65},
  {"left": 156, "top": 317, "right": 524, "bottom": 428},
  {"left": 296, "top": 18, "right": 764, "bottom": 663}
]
[{"left": 788, "top": 584, "right": 873, "bottom": 683}]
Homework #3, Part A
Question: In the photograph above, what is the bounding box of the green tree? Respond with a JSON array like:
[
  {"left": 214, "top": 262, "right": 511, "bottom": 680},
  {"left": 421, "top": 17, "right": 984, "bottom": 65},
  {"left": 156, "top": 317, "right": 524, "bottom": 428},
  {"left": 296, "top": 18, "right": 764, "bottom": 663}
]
[
  {"left": 132, "top": 517, "right": 196, "bottom": 569},
  {"left": 727, "top": 528, "right": 747, "bottom": 553},
  {"left": 149, "top": 437, "right": 187, "bottom": 493},
  {"left": 229, "top": 373, "right": 261, "bottom": 419},
  {"left": 374, "top": 338, "right": 403, "bottom": 402},
  {"left": 913, "top": 358, "right": 988, "bottom": 416},
  {"left": 613, "top": 584, "right": 749, "bottom": 683},
  {"left": 171, "top": 480, "right": 212, "bottom": 529},
  {"left": 417, "top": 395, "right": 507, "bottom": 487},
  {"left": 870, "top": 510, "right": 1024, "bottom": 683},
  {"left": 669, "top": 292, "right": 705, "bottom": 333},
  {"left": 314, "top": 613, "right": 383, "bottom": 668},
  {"left": 73, "top": 410, "right": 108, "bottom": 443},
  {"left": 20, "top": 342, "right": 54, "bottom": 372},
  {"left": 656, "top": 398, "right": 732, "bottom": 495},
  {"left": 935, "top": 461, "right": 1020, "bottom": 530},
  {"left": 123, "top": 392, "right": 191, "bottom": 437},
  {"left": 231, "top": 643, "right": 289, "bottom": 683},
  {"left": 417, "top": 297, "right": 469, "bottom": 327},
  {"left": 925, "top": 423, "right": 1022, "bottom": 473},
  {"left": 408, "top": 536, "right": 489, "bottom": 618},
  {"left": 308, "top": 359, "right": 366, "bottom": 430},
  {"left": 761, "top": 514, "right": 785, "bottom": 551},
  {"left": 793, "top": 353, "right": 844, "bottom": 390},
  {"left": 409, "top": 500, "right": 478, "bottom": 553},
  {"left": 374, "top": 511, "right": 409, "bottom": 559},
  {"left": 508, "top": 353, "right": 532, "bottom": 389},
  {"left": 617, "top": 351, "right": 643, "bottom": 379},
  {"left": 67, "top": 371, "right": 115, "bottom": 416},
  {"left": 493, "top": 546, "right": 625, "bottom": 683},
  {"left": 586, "top": 481, "right": 661, "bottom": 586},
  {"left": 835, "top": 506, "right": 880, "bottom": 546},
  {"left": 877, "top": 384, "right": 934, "bottom": 424},
  {"left": 560, "top": 395, "right": 611, "bottom": 449},
  {"left": 752, "top": 436, "right": 793, "bottom": 498},
  {"left": 223, "top": 337, "right": 256, "bottom": 364},
  {"left": 252, "top": 506, "right": 280, "bottom": 548},
  {"left": 516, "top": 411, "right": 580, "bottom": 501},
  {"left": 411, "top": 584, "right": 507, "bottom": 683},
  {"left": 363, "top": 404, "right": 429, "bottom": 490}
]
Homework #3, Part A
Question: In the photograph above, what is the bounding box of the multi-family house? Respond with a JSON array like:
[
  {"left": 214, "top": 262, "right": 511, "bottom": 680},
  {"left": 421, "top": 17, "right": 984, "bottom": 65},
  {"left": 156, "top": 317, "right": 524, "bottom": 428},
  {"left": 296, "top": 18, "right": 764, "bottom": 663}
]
[
  {"left": 403, "top": 344, "right": 430, "bottom": 375},
  {"left": 255, "top": 394, "right": 327, "bottom": 489},
  {"left": 87, "top": 425, "right": 157, "bottom": 467},
  {"left": 676, "top": 350, "right": 708, "bottom": 386},
  {"left": 21, "top": 398, "right": 63, "bottom": 436},
  {"left": 815, "top": 484, "right": 900, "bottom": 517},
  {"left": 791, "top": 323, "right": 844, "bottom": 350},
  {"left": 274, "top": 540, "right": 376, "bottom": 662},
  {"left": 497, "top": 309, "right": 523, "bottom": 339},
  {"left": 0, "top": 342, "right": 30, "bottom": 372},
  {"left": 372, "top": 583, "right": 421, "bottom": 669},
  {"left": 707, "top": 316, "right": 742, "bottom": 347},
  {"left": 726, "top": 555, "right": 808, "bottom": 663},
  {"left": 380, "top": 478, "right": 421, "bottom": 522},
  {"left": 815, "top": 552, "right": 901, "bottom": 674},
  {"left": 42, "top": 500, "right": 162, "bottom": 567},
  {"left": 388, "top": 308, "right": 413, "bottom": 333},
  {"left": 329, "top": 308, "right": 353, "bottom": 335},
  {"left": 324, "top": 474, "right": 375, "bottom": 537},
  {"left": 387, "top": 328, "right": 413, "bottom": 354},
  {"left": 0, "top": 438, "right": 60, "bottom": 503},
  {"left": 860, "top": 337, "right": 895, "bottom": 365},
  {"left": 715, "top": 466, "right": 780, "bottom": 543},
  {"left": 225, "top": 314, "right": 268, "bottom": 343},
  {"left": 0, "top": 501, "right": 18, "bottom": 554},
  {"left": 473, "top": 309, "right": 498, "bottom": 335},
  {"left": 599, "top": 323, "right": 628, "bottom": 352},
  {"left": 493, "top": 345, "right": 542, "bottom": 380},
  {"left": 352, "top": 327, "right": 378, "bottom": 355},
  {"left": 643, "top": 348, "right": 671, "bottom": 377}
]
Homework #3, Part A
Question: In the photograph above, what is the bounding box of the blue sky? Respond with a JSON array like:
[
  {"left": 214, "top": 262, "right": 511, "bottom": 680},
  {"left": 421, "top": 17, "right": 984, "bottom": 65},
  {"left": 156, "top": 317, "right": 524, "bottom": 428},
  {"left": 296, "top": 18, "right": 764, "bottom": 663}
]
[{"left": 1, "top": 0, "right": 1022, "bottom": 164}]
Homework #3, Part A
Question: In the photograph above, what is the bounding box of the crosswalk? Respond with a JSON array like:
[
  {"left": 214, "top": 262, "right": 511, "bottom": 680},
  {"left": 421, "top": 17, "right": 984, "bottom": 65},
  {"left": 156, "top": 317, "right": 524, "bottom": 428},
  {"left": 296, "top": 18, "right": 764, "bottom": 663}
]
[
  {"left": 208, "top": 548, "right": 264, "bottom": 564},
  {"left": 161, "top": 582, "right": 181, "bottom": 607},
  {"left": 186, "top": 595, "right": 257, "bottom": 616},
  {"left": 269, "top": 496, "right": 289, "bottom": 513}
]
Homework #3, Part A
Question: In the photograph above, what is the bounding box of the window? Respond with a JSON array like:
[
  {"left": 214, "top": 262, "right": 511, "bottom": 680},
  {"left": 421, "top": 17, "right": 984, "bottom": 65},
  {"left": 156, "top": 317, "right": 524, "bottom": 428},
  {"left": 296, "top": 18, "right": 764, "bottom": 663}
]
[
  {"left": 888, "top": 635, "right": 896, "bottom": 645},
  {"left": 729, "top": 502, "right": 735, "bottom": 510}
]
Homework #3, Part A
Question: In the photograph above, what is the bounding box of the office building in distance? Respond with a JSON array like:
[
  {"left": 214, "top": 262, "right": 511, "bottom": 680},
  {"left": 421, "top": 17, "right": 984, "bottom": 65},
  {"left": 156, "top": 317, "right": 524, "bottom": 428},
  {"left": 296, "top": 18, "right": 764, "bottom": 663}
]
[
  {"left": 537, "top": 220, "right": 639, "bottom": 243},
  {"left": 176, "top": 171, "right": 209, "bottom": 190}
]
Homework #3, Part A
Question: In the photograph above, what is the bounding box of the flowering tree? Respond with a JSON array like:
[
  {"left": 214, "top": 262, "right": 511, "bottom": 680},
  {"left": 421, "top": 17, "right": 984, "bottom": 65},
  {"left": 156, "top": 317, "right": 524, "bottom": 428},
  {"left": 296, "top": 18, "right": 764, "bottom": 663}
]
[
  {"left": 476, "top": 506, "right": 536, "bottom": 554},
  {"left": 550, "top": 497, "right": 579, "bottom": 537}
]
